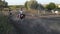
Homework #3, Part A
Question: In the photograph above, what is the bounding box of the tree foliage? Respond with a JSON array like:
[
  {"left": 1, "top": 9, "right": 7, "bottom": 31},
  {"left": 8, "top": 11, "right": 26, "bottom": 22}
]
[
  {"left": 25, "top": 1, "right": 28, "bottom": 9},
  {"left": 45, "top": 2, "right": 56, "bottom": 10},
  {"left": 25, "top": 0, "right": 38, "bottom": 10},
  {"left": 37, "top": 4, "right": 45, "bottom": 10},
  {"left": 25, "top": 0, "right": 45, "bottom": 10},
  {"left": 30, "top": 0, "right": 38, "bottom": 9},
  {"left": 0, "top": 0, "right": 8, "bottom": 9}
]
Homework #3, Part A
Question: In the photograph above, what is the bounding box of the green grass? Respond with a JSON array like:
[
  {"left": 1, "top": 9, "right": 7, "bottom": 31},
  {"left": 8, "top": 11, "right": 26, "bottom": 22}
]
[{"left": 0, "top": 15, "right": 13, "bottom": 34}]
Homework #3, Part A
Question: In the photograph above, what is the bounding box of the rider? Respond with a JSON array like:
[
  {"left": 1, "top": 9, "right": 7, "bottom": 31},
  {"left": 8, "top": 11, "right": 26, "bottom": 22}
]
[
  {"left": 18, "top": 8, "right": 25, "bottom": 19},
  {"left": 18, "top": 8, "right": 23, "bottom": 18},
  {"left": 9, "top": 9, "right": 12, "bottom": 16},
  {"left": 8, "top": 9, "right": 12, "bottom": 19},
  {"left": 19, "top": 8, "right": 23, "bottom": 14}
]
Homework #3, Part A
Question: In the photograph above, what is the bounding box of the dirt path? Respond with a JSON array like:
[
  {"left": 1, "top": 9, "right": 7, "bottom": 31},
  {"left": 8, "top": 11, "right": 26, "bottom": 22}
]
[{"left": 8, "top": 14, "right": 60, "bottom": 34}]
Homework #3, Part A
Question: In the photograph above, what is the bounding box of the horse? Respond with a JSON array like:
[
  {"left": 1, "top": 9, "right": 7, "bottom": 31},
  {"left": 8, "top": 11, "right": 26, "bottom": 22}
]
[
  {"left": 20, "top": 14, "right": 25, "bottom": 19},
  {"left": 17, "top": 14, "right": 25, "bottom": 20}
]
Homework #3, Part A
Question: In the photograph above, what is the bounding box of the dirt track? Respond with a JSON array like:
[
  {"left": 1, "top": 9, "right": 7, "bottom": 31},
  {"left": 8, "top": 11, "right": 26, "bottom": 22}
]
[{"left": 8, "top": 15, "right": 60, "bottom": 34}]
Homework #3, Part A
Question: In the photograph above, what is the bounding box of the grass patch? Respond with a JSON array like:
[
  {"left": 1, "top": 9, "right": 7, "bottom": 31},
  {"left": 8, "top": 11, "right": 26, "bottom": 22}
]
[{"left": 0, "top": 15, "right": 13, "bottom": 34}]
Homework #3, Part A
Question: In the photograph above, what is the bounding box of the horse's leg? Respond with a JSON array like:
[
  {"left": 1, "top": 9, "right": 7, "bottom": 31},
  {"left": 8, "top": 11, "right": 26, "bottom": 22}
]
[{"left": 18, "top": 15, "right": 21, "bottom": 24}]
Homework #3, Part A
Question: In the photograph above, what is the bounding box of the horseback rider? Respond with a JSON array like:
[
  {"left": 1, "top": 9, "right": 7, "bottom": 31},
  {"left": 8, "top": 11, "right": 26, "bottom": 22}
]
[
  {"left": 19, "top": 8, "right": 23, "bottom": 14},
  {"left": 9, "top": 9, "right": 12, "bottom": 16},
  {"left": 8, "top": 9, "right": 13, "bottom": 20},
  {"left": 18, "top": 8, "right": 25, "bottom": 19}
]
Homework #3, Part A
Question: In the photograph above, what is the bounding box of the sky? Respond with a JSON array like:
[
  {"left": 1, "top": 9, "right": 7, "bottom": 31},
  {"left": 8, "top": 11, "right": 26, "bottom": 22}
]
[{"left": 5, "top": 0, "right": 60, "bottom": 5}]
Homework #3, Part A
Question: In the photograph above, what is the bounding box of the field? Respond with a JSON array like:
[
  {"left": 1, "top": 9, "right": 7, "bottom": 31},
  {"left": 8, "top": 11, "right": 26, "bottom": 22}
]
[
  {"left": 8, "top": 14, "right": 60, "bottom": 34},
  {"left": 0, "top": 9, "right": 60, "bottom": 34}
]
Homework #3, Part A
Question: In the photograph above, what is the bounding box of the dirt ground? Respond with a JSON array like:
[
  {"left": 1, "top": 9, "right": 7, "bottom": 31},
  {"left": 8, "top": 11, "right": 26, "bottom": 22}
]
[{"left": 8, "top": 14, "right": 60, "bottom": 34}]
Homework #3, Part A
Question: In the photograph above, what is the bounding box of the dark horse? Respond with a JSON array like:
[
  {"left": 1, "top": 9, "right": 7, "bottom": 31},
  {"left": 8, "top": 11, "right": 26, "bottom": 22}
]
[
  {"left": 20, "top": 14, "right": 25, "bottom": 19},
  {"left": 17, "top": 14, "right": 25, "bottom": 20}
]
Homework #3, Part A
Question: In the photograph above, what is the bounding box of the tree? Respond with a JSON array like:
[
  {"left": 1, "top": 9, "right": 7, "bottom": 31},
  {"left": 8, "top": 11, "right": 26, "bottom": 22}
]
[
  {"left": 4, "top": 2, "right": 8, "bottom": 8},
  {"left": 0, "top": 0, "right": 8, "bottom": 8},
  {"left": 25, "top": 0, "right": 44, "bottom": 10},
  {"left": 30, "top": 0, "right": 38, "bottom": 9},
  {"left": 45, "top": 2, "right": 56, "bottom": 10},
  {"left": 37, "top": 4, "right": 45, "bottom": 10},
  {"left": 2, "top": 1, "right": 8, "bottom": 8},
  {"left": 25, "top": 1, "right": 28, "bottom": 9},
  {"left": 25, "top": 0, "right": 38, "bottom": 10},
  {"left": 0, "top": 0, "right": 8, "bottom": 11}
]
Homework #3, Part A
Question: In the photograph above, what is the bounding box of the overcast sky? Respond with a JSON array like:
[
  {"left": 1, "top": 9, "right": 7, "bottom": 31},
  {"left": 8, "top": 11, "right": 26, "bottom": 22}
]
[{"left": 5, "top": 0, "right": 60, "bottom": 5}]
